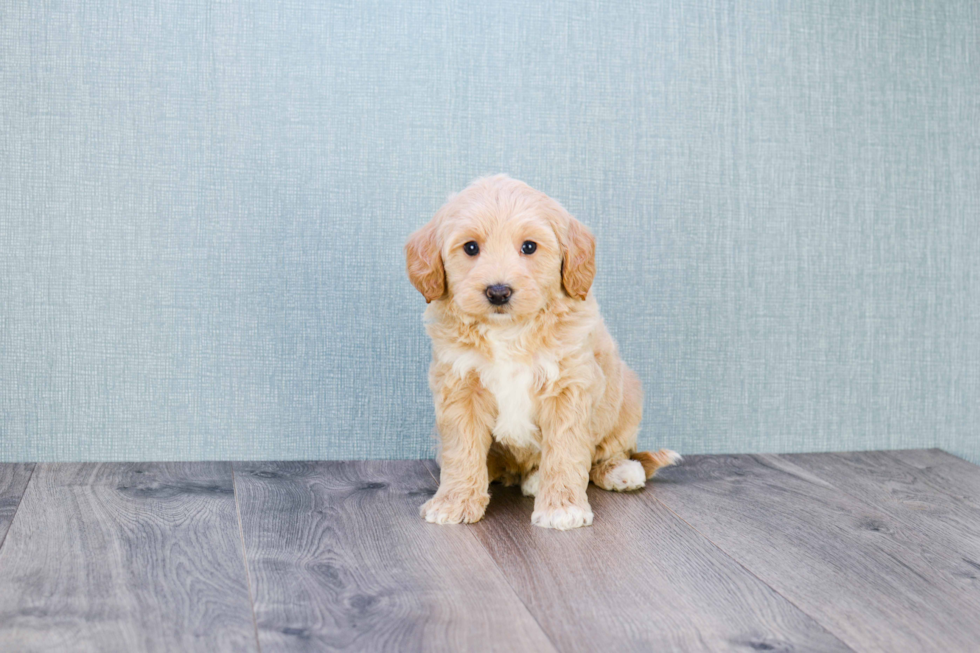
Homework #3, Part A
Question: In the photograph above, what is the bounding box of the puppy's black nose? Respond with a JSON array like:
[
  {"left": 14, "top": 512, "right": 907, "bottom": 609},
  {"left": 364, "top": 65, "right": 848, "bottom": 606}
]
[{"left": 485, "top": 284, "right": 512, "bottom": 305}]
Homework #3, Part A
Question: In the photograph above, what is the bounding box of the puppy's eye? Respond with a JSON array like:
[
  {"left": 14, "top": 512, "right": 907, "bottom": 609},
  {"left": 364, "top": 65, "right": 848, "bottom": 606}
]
[
  {"left": 521, "top": 241, "right": 537, "bottom": 255},
  {"left": 463, "top": 241, "right": 480, "bottom": 256}
]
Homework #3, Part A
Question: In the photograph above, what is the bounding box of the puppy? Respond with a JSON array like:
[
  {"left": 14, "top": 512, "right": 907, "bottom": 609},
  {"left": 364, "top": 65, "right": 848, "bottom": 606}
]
[{"left": 405, "top": 174, "right": 679, "bottom": 530}]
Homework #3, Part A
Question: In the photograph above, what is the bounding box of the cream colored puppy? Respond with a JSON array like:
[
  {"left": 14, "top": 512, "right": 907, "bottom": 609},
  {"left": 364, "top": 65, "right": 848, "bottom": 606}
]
[{"left": 405, "top": 174, "right": 679, "bottom": 530}]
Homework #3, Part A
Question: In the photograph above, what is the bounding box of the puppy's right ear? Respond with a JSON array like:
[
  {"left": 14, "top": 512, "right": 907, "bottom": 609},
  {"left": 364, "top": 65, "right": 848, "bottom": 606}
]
[
  {"left": 405, "top": 220, "right": 445, "bottom": 303},
  {"left": 560, "top": 214, "right": 596, "bottom": 301}
]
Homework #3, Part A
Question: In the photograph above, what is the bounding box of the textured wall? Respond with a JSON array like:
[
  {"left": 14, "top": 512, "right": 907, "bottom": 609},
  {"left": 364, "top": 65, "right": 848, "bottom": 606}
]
[{"left": 1, "top": 1, "right": 978, "bottom": 462}]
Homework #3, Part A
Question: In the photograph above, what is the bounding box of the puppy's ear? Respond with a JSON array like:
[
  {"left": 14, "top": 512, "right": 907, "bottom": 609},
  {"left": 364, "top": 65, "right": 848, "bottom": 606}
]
[
  {"left": 561, "top": 215, "right": 596, "bottom": 300},
  {"left": 405, "top": 220, "right": 445, "bottom": 303}
]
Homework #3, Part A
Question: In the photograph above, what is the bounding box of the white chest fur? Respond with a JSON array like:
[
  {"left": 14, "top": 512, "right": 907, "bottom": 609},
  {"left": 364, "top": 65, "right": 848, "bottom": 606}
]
[
  {"left": 437, "top": 323, "right": 560, "bottom": 453},
  {"left": 482, "top": 352, "right": 538, "bottom": 450},
  {"left": 480, "top": 328, "right": 548, "bottom": 452}
]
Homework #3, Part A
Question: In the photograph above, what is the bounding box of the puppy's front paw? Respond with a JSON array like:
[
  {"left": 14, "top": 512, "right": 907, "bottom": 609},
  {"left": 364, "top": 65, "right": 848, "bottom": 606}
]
[
  {"left": 531, "top": 501, "right": 594, "bottom": 530},
  {"left": 420, "top": 490, "right": 489, "bottom": 525}
]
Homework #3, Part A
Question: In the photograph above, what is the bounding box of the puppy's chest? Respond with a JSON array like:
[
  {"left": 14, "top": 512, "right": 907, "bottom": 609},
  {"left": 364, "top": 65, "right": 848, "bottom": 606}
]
[{"left": 478, "top": 340, "right": 557, "bottom": 452}]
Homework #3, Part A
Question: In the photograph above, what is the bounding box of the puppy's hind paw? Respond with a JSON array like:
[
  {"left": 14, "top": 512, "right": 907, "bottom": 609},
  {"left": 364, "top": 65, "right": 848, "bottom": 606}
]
[
  {"left": 520, "top": 469, "right": 541, "bottom": 497},
  {"left": 605, "top": 459, "right": 647, "bottom": 491}
]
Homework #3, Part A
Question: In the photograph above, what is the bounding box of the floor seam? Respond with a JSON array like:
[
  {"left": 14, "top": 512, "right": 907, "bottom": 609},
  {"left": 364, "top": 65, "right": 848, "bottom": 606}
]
[
  {"left": 757, "top": 451, "right": 980, "bottom": 590},
  {"left": 0, "top": 463, "right": 37, "bottom": 559},
  {"left": 420, "top": 459, "right": 564, "bottom": 653},
  {"left": 649, "top": 484, "right": 857, "bottom": 653},
  {"left": 779, "top": 451, "right": 980, "bottom": 585},
  {"left": 231, "top": 463, "right": 263, "bottom": 653},
  {"left": 422, "top": 458, "right": 439, "bottom": 485}
]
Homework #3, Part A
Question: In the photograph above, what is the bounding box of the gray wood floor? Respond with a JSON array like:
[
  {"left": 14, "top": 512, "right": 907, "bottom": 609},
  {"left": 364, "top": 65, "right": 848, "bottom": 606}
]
[{"left": 0, "top": 451, "right": 977, "bottom": 652}]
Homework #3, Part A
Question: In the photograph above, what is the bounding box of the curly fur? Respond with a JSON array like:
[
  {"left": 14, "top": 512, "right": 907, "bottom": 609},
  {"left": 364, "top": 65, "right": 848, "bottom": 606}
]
[{"left": 406, "top": 174, "right": 679, "bottom": 530}]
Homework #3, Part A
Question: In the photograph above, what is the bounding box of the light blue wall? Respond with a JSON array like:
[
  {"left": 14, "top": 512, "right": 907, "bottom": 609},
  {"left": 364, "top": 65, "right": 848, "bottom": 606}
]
[{"left": 1, "top": 1, "right": 978, "bottom": 463}]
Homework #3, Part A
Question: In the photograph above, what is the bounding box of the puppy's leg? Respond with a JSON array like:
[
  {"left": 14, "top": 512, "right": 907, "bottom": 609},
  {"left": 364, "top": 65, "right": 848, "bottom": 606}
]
[
  {"left": 421, "top": 375, "right": 495, "bottom": 525},
  {"left": 589, "top": 367, "right": 680, "bottom": 490},
  {"left": 520, "top": 467, "right": 540, "bottom": 497},
  {"left": 590, "top": 457, "right": 647, "bottom": 491},
  {"left": 532, "top": 390, "right": 594, "bottom": 530},
  {"left": 488, "top": 444, "right": 521, "bottom": 487}
]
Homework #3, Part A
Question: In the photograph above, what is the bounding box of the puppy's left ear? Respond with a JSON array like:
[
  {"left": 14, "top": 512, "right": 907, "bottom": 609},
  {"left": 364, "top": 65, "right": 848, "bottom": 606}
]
[
  {"left": 405, "top": 220, "right": 446, "bottom": 303},
  {"left": 561, "top": 215, "right": 596, "bottom": 301}
]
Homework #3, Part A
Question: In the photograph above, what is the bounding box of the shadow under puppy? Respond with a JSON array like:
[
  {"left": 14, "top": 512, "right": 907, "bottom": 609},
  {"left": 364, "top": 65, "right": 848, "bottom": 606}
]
[{"left": 405, "top": 174, "right": 679, "bottom": 530}]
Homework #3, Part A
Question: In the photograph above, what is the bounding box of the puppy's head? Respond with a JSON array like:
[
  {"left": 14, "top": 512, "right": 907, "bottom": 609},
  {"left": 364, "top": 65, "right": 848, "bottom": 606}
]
[{"left": 405, "top": 175, "right": 595, "bottom": 320}]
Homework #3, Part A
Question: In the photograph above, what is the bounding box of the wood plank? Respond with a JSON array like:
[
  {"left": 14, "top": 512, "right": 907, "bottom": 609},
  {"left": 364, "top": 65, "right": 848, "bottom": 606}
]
[
  {"left": 444, "top": 461, "right": 851, "bottom": 652},
  {"left": 784, "top": 451, "right": 980, "bottom": 575},
  {"left": 887, "top": 449, "right": 980, "bottom": 501},
  {"left": 652, "top": 454, "right": 980, "bottom": 652},
  {"left": 234, "top": 460, "right": 556, "bottom": 652},
  {"left": 0, "top": 463, "right": 258, "bottom": 652},
  {"left": 0, "top": 464, "right": 34, "bottom": 549}
]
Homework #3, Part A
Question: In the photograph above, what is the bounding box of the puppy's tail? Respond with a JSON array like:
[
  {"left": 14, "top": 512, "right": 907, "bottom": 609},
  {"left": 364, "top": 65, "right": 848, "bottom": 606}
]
[{"left": 631, "top": 449, "right": 683, "bottom": 480}]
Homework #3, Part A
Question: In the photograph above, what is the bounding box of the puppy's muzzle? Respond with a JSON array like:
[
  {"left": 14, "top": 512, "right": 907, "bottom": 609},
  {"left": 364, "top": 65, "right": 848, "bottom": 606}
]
[{"left": 485, "top": 284, "right": 513, "bottom": 305}]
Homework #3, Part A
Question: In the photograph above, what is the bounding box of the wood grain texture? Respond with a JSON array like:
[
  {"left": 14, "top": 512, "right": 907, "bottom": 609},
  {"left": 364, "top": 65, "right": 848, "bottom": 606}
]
[
  {"left": 442, "top": 461, "right": 851, "bottom": 653},
  {"left": 784, "top": 451, "right": 980, "bottom": 578},
  {"left": 887, "top": 448, "right": 980, "bottom": 500},
  {"left": 0, "top": 464, "right": 34, "bottom": 549},
  {"left": 0, "top": 463, "right": 258, "bottom": 653},
  {"left": 653, "top": 454, "right": 980, "bottom": 652},
  {"left": 234, "top": 460, "right": 556, "bottom": 653}
]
